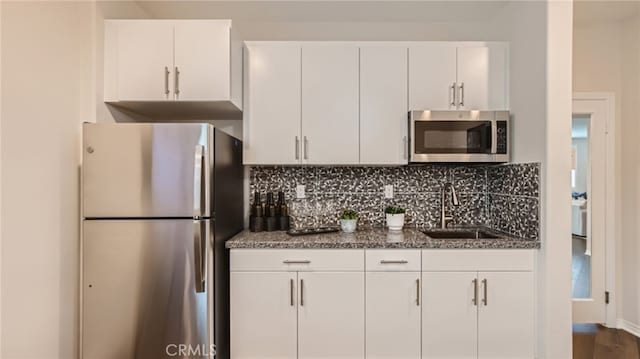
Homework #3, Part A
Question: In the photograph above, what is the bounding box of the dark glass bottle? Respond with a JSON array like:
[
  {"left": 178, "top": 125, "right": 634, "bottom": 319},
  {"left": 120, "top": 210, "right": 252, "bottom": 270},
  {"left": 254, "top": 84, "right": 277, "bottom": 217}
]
[
  {"left": 249, "top": 191, "right": 264, "bottom": 232},
  {"left": 277, "top": 191, "right": 290, "bottom": 231},
  {"left": 265, "top": 192, "right": 278, "bottom": 231}
]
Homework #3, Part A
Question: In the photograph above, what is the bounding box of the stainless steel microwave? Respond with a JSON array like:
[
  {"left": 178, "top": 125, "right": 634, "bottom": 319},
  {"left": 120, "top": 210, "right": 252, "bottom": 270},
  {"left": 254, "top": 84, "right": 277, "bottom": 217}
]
[{"left": 409, "top": 110, "right": 509, "bottom": 163}]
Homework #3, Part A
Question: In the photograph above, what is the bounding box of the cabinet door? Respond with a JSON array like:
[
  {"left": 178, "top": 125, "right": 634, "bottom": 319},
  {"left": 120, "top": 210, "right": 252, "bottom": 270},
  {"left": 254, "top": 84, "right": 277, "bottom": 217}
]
[
  {"left": 478, "top": 272, "right": 534, "bottom": 359},
  {"left": 360, "top": 46, "right": 409, "bottom": 165},
  {"left": 366, "top": 272, "right": 421, "bottom": 359},
  {"left": 298, "top": 272, "right": 365, "bottom": 359},
  {"left": 116, "top": 21, "right": 174, "bottom": 101},
  {"left": 457, "top": 45, "right": 508, "bottom": 110},
  {"left": 243, "top": 44, "right": 302, "bottom": 165},
  {"left": 230, "top": 272, "right": 297, "bottom": 359},
  {"left": 301, "top": 45, "right": 359, "bottom": 165},
  {"left": 409, "top": 45, "right": 457, "bottom": 110},
  {"left": 174, "top": 20, "right": 231, "bottom": 101},
  {"left": 422, "top": 272, "right": 478, "bottom": 359}
]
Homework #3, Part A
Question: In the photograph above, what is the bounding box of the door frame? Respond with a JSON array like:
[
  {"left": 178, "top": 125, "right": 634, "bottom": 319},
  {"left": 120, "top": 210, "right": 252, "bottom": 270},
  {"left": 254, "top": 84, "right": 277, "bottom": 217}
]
[{"left": 571, "top": 92, "right": 616, "bottom": 327}]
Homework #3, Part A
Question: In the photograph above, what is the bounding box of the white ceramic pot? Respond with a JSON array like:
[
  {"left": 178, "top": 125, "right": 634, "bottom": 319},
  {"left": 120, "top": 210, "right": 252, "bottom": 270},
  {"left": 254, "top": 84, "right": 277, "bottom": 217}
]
[
  {"left": 386, "top": 213, "right": 405, "bottom": 231},
  {"left": 340, "top": 219, "right": 358, "bottom": 233}
]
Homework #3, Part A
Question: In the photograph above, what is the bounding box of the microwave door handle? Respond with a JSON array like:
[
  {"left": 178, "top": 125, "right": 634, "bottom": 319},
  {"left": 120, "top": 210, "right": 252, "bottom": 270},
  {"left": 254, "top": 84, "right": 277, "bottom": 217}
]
[
  {"left": 491, "top": 121, "right": 498, "bottom": 154},
  {"left": 193, "top": 145, "right": 204, "bottom": 217}
]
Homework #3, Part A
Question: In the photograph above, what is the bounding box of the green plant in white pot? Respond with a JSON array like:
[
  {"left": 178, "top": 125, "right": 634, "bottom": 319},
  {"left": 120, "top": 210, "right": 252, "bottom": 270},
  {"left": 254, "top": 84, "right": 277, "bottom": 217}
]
[
  {"left": 339, "top": 209, "right": 359, "bottom": 233},
  {"left": 385, "top": 206, "right": 406, "bottom": 231}
]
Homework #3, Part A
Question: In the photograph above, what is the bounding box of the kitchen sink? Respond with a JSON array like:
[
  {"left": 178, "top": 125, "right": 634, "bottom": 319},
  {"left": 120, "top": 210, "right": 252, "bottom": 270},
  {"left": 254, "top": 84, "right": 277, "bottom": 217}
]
[{"left": 422, "top": 230, "right": 500, "bottom": 239}]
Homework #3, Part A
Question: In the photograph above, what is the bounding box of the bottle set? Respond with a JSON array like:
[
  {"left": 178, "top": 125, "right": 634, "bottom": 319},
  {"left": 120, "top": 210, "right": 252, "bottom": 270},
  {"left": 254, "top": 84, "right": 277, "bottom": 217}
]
[{"left": 249, "top": 191, "right": 290, "bottom": 232}]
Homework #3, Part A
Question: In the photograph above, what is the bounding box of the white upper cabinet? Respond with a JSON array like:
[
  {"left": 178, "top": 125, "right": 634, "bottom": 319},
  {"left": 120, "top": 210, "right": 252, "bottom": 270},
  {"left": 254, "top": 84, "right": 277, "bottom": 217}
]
[
  {"left": 243, "top": 43, "right": 302, "bottom": 165},
  {"left": 174, "top": 21, "right": 231, "bottom": 101},
  {"left": 409, "top": 43, "right": 508, "bottom": 111},
  {"left": 457, "top": 45, "right": 508, "bottom": 110},
  {"left": 360, "top": 46, "right": 409, "bottom": 165},
  {"left": 301, "top": 45, "right": 360, "bottom": 165},
  {"left": 409, "top": 45, "right": 457, "bottom": 111},
  {"left": 242, "top": 41, "right": 508, "bottom": 165},
  {"left": 111, "top": 21, "right": 175, "bottom": 101},
  {"left": 104, "top": 20, "right": 242, "bottom": 117}
]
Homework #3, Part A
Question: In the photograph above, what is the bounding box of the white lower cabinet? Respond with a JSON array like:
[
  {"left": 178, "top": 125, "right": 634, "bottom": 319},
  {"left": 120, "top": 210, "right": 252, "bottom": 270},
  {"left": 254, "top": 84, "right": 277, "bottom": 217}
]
[
  {"left": 422, "top": 272, "right": 479, "bottom": 359},
  {"left": 366, "top": 272, "right": 421, "bottom": 359},
  {"left": 230, "top": 272, "right": 297, "bottom": 359},
  {"left": 298, "top": 272, "right": 365, "bottom": 359},
  {"left": 422, "top": 270, "right": 535, "bottom": 359},
  {"left": 230, "top": 249, "right": 534, "bottom": 359},
  {"left": 477, "top": 272, "right": 535, "bottom": 359}
]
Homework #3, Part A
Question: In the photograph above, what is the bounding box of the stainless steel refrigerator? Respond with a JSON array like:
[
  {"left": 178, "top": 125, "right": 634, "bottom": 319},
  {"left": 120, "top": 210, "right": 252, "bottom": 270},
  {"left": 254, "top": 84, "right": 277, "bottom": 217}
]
[{"left": 81, "top": 123, "right": 243, "bottom": 359}]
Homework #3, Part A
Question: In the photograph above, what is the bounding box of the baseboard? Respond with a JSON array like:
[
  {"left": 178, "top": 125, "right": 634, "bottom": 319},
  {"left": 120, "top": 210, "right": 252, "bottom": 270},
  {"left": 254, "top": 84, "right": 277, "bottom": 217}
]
[{"left": 617, "top": 319, "right": 640, "bottom": 338}]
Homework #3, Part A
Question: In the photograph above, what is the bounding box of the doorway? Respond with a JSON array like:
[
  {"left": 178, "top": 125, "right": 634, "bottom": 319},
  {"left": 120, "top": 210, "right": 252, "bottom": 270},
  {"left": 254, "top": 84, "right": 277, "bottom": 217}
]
[{"left": 572, "top": 93, "right": 615, "bottom": 326}]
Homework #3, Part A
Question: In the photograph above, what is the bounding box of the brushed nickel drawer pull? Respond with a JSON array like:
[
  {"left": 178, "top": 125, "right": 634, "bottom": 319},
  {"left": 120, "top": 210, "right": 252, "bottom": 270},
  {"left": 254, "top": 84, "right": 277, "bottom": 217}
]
[
  {"left": 290, "top": 279, "right": 294, "bottom": 306},
  {"left": 450, "top": 82, "right": 456, "bottom": 107},
  {"left": 482, "top": 278, "right": 488, "bottom": 306},
  {"left": 380, "top": 259, "right": 409, "bottom": 264},
  {"left": 472, "top": 278, "right": 478, "bottom": 306},
  {"left": 283, "top": 260, "right": 311, "bottom": 264}
]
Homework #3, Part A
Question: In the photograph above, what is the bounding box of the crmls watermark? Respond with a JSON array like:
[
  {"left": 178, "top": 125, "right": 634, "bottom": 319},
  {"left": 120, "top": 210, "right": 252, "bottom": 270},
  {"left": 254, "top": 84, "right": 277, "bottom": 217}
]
[{"left": 165, "top": 344, "right": 217, "bottom": 357}]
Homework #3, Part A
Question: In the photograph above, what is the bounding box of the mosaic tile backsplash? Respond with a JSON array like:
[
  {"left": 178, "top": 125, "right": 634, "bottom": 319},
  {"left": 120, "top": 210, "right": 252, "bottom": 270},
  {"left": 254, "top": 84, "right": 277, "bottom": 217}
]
[{"left": 249, "top": 163, "right": 540, "bottom": 240}]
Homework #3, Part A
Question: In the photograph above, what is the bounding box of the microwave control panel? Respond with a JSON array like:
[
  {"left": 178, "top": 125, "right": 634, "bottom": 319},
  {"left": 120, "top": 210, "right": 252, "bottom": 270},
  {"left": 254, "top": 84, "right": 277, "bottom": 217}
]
[{"left": 496, "top": 121, "right": 508, "bottom": 154}]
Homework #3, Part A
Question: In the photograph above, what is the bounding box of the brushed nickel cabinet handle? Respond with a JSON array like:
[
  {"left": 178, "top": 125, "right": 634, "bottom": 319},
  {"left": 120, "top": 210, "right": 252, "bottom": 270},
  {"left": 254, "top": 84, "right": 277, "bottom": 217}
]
[
  {"left": 300, "top": 279, "right": 304, "bottom": 306},
  {"left": 450, "top": 82, "right": 456, "bottom": 107},
  {"left": 303, "top": 136, "right": 309, "bottom": 160},
  {"left": 283, "top": 260, "right": 311, "bottom": 264},
  {"left": 459, "top": 82, "right": 465, "bottom": 107},
  {"left": 295, "top": 136, "right": 300, "bottom": 160},
  {"left": 290, "top": 279, "right": 294, "bottom": 306},
  {"left": 164, "top": 66, "right": 170, "bottom": 97},
  {"left": 380, "top": 259, "right": 409, "bottom": 264},
  {"left": 174, "top": 66, "right": 180, "bottom": 98},
  {"left": 482, "top": 278, "right": 488, "bottom": 306},
  {"left": 416, "top": 278, "right": 420, "bottom": 306},
  {"left": 472, "top": 278, "right": 478, "bottom": 306}
]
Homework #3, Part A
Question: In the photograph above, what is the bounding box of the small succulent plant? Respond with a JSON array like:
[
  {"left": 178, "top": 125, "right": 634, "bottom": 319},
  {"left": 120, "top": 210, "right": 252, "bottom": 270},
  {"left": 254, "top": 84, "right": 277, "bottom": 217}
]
[
  {"left": 384, "top": 206, "right": 406, "bottom": 215},
  {"left": 339, "top": 209, "right": 359, "bottom": 220}
]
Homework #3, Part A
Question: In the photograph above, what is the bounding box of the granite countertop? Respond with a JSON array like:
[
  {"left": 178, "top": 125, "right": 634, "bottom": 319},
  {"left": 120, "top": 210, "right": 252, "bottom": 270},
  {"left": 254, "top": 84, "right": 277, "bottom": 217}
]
[{"left": 225, "top": 226, "right": 541, "bottom": 250}]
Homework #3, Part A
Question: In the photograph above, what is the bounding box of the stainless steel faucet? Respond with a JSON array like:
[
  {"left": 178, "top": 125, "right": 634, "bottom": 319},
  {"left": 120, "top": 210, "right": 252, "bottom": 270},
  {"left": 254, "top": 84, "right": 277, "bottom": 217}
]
[{"left": 441, "top": 183, "right": 460, "bottom": 229}]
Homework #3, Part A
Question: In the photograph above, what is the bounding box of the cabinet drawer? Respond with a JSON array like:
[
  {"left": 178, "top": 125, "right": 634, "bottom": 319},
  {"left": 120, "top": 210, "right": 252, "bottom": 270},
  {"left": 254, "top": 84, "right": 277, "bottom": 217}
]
[
  {"left": 230, "top": 249, "right": 364, "bottom": 272},
  {"left": 365, "top": 249, "right": 421, "bottom": 271},
  {"left": 422, "top": 250, "right": 534, "bottom": 271}
]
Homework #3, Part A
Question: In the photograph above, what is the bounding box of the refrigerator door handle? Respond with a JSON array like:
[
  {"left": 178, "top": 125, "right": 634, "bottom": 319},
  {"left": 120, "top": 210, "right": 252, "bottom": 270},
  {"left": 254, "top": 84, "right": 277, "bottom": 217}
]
[
  {"left": 193, "top": 220, "right": 206, "bottom": 293},
  {"left": 193, "top": 145, "right": 205, "bottom": 218}
]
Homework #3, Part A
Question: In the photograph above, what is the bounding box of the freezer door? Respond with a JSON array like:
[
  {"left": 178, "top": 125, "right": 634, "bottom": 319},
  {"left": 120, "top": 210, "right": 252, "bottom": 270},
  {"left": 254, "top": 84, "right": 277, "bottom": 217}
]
[
  {"left": 82, "top": 219, "right": 213, "bottom": 359},
  {"left": 82, "top": 123, "right": 212, "bottom": 218}
]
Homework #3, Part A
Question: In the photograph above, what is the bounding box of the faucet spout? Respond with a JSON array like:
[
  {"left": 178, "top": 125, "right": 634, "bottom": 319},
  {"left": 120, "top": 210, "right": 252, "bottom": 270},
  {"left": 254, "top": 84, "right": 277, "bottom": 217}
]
[{"left": 440, "top": 183, "right": 460, "bottom": 229}]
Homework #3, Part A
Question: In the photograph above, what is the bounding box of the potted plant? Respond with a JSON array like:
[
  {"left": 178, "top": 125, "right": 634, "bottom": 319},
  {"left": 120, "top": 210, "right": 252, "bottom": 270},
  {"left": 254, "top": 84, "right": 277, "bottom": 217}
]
[
  {"left": 339, "top": 209, "right": 359, "bottom": 233},
  {"left": 385, "top": 206, "right": 406, "bottom": 231}
]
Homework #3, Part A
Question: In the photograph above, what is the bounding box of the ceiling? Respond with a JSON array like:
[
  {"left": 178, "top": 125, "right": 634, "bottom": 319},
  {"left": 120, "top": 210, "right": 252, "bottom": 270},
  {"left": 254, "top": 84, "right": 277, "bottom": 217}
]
[
  {"left": 574, "top": 0, "right": 640, "bottom": 25},
  {"left": 134, "top": 0, "right": 512, "bottom": 22}
]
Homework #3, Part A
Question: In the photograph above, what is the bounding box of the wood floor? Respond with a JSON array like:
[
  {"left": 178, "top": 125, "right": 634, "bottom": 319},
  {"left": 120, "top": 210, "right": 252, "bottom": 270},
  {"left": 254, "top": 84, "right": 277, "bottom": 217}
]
[{"left": 573, "top": 324, "right": 640, "bottom": 359}]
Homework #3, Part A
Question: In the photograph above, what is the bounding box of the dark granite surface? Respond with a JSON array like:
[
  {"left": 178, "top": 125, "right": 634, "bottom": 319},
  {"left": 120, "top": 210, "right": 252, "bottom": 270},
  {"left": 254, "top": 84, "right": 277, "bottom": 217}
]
[{"left": 226, "top": 226, "right": 541, "bottom": 250}]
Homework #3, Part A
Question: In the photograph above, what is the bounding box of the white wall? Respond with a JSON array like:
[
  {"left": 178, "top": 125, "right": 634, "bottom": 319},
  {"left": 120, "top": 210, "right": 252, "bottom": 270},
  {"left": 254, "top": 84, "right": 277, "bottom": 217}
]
[
  {"left": 1, "top": 1, "right": 93, "bottom": 357},
  {"left": 501, "top": 1, "right": 574, "bottom": 357},
  {"left": 573, "top": 8, "right": 640, "bottom": 330},
  {"left": 543, "top": 2, "right": 574, "bottom": 357}
]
